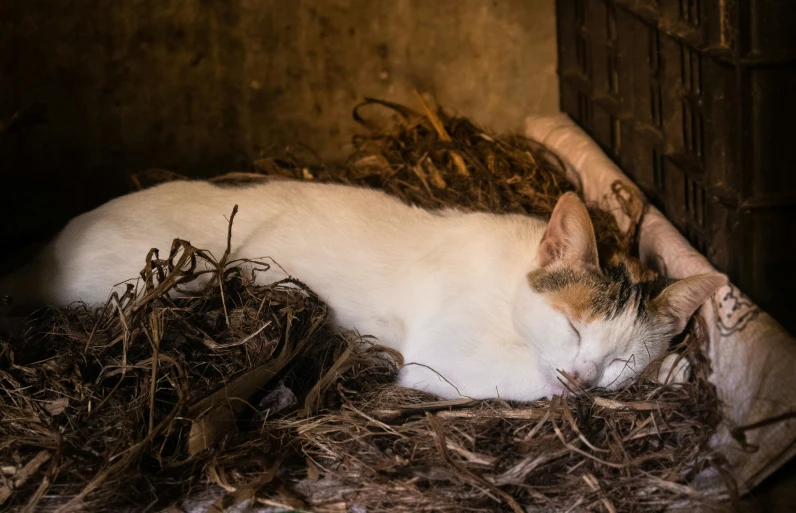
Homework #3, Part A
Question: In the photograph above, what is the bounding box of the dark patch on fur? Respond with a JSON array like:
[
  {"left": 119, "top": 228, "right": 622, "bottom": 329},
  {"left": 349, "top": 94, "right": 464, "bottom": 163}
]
[{"left": 529, "top": 261, "right": 673, "bottom": 320}]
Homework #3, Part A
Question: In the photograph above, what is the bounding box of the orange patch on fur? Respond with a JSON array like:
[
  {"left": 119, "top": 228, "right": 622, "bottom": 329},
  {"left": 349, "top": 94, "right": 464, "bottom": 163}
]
[
  {"left": 547, "top": 282, "right": 599, "bottom": 322},
  {"left": 609, "top": 253, "right": 657, "bottom": 283}
]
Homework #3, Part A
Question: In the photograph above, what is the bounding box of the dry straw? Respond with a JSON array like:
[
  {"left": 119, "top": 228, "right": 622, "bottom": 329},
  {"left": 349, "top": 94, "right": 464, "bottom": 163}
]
[{"left": 0, "top": 98, "right": 731, "bottom": 512}]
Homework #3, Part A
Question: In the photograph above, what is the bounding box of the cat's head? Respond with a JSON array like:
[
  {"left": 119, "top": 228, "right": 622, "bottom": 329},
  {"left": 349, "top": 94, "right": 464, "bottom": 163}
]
[{"left": 514, "top": 192, "right": 726, "bottom": 397}]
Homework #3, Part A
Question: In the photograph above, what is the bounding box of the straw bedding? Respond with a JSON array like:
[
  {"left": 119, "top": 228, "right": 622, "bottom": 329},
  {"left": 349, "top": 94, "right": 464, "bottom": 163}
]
[{"left": 0, "top": 99, "right": 732, "bottom": 512}]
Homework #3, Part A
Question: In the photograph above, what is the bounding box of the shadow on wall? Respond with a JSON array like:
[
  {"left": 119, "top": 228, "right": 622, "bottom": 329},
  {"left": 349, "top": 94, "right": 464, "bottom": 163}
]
[{"left": 0, "top": 0, "right": 558, "bottom": 261}]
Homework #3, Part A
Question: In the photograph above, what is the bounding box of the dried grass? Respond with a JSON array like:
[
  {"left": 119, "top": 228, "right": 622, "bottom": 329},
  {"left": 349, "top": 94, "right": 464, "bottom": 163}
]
[{"left": 0, "top": 99, "right": 731, "bottom": 512}]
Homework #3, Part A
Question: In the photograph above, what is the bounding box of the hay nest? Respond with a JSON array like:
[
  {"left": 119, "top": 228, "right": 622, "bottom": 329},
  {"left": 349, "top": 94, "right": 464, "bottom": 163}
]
[{"left": 0, "top": 99, "right": 731, "bottom": 512}]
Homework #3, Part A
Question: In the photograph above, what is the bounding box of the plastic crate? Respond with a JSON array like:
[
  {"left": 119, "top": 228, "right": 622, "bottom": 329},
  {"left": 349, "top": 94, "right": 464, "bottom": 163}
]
[{"left": 556, "top": 0, "right": 796, "bottom": 333}]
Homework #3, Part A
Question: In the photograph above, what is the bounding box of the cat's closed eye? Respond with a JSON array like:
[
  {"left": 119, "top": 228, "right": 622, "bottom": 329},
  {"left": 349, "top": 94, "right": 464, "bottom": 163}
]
[{"left": 567, "top": 319, "right": 581, "bottom": 345}]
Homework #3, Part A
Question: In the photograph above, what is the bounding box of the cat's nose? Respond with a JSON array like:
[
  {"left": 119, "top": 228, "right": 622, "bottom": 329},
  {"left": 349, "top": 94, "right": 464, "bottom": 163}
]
[{"left": 569, "top": 362, "right": 598, "bottom": 388}]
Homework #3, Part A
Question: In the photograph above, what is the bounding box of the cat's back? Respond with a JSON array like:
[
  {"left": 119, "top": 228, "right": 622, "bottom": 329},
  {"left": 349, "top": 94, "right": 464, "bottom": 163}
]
[
  {"left": 56, "top": 178, "right": 421, "bottom": 245},
  {"left": 2, "top": 179, "right": 430, "bottom": 306}
]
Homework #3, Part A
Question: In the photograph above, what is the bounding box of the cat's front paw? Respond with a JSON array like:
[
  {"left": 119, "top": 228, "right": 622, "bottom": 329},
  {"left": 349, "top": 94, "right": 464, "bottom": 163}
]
[
  {"left": 398, "top": 365, "right": 462, "bottom": 399},
  {"left": 656, "top": 353, "right": 691, "bottom": 385}
]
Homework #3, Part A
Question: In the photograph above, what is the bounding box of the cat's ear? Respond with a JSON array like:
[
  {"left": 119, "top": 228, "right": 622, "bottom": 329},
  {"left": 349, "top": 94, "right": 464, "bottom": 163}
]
[
  {"left": 538, "top": 192, "right": 599, "bottom": 270},
  {"left": 651, "top": 273, "right": 727, "bottom": 333}
]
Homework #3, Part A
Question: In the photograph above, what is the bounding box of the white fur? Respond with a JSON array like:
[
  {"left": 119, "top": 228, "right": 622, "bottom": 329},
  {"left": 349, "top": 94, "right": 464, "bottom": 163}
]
[
  {"left": 1, "top": 180, "right": 681, "bottom": 400},
  {"left": 656, "top": 353, "right": 691, "bottom": 385}
]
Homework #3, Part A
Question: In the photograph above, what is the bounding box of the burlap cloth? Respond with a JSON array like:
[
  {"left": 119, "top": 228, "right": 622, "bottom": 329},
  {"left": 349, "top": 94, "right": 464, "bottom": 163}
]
[{"left": 526, "top": 114, "right": 796, "bottom": 499}]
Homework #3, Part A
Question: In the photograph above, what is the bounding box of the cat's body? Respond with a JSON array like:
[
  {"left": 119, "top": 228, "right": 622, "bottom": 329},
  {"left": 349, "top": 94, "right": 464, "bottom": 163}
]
[{"left": 0, "top": 180, "right": 725, "bottom": 400}]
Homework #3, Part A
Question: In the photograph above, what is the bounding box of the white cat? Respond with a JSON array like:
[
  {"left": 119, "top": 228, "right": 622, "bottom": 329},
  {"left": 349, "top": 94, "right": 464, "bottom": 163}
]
[{"left": 0, "top": 180, "right": 725, "bottom": 400}]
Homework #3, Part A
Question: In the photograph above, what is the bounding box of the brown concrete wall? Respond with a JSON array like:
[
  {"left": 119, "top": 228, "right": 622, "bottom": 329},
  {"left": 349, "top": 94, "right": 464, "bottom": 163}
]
[{"left": 0, "top": 0, "right": 557, "bottom": 252}]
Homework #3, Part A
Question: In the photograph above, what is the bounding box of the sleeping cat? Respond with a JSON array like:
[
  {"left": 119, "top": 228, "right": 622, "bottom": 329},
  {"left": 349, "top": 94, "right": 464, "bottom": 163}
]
[{"left": 0, "top": 180, "right": 725, "bottom": 400}]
